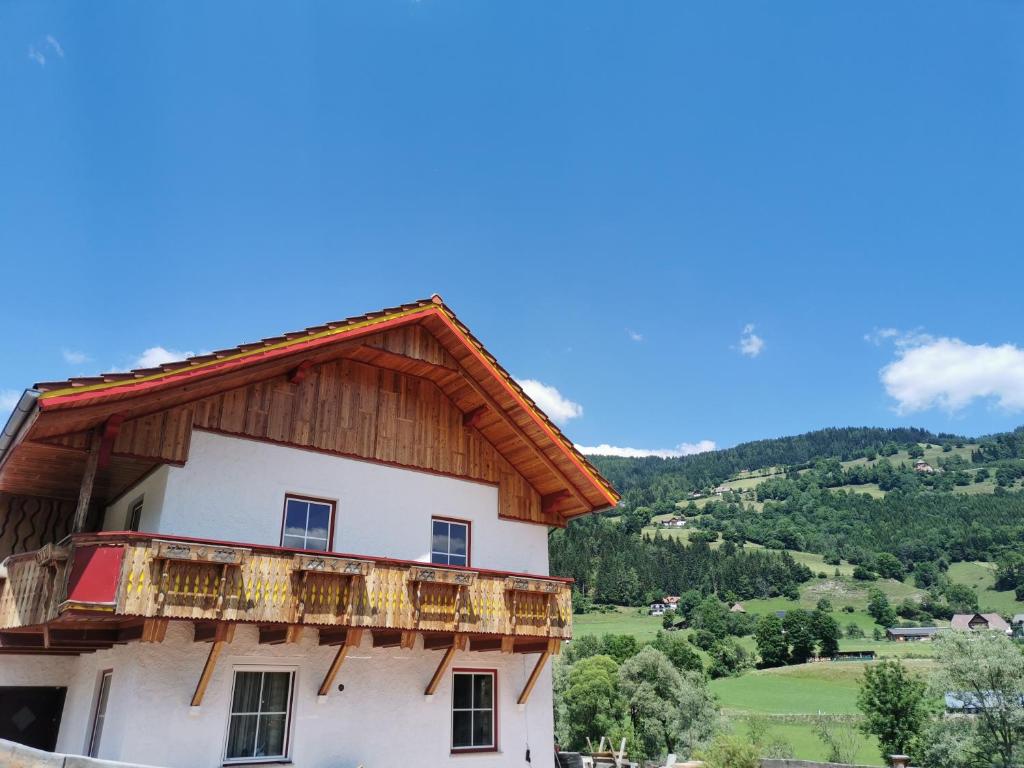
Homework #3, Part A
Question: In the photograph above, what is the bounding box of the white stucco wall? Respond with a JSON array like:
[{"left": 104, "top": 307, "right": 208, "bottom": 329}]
[
  {"left": 125, "top": 430, "right": 549, "bottom": 575},
  {"left": 40, "top": 622, "right": 555, "bottom": 768},
  {"left": 101, "top": 468, "right": 169, "bottom": 533}
]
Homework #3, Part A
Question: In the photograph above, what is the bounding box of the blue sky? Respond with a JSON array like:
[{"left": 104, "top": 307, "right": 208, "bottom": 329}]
[{"left": 2, "top": 1, "right": 1023, "bottom": 457}]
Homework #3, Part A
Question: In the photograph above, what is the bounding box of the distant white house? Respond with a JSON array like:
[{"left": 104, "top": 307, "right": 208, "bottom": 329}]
[
  {"left": 914, "top": 460, "right": 936, "bottom": 474},
  {"left": 649, "top": 602, "right": 667, "bottom": 616},
  {"left": 661, "top": 516, "right": 686, "bottom": 528},
  {"left": 713, "top": 485, "right": 730, "bottom": 495}
]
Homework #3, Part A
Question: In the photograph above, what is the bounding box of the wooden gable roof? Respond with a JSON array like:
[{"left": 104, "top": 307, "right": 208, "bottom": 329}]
[{"left": 0, "top": 297, "right": 618, "bottom": 525}]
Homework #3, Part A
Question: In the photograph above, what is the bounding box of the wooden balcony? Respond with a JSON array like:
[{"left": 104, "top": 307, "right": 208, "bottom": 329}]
[{"left": 0, "top": 532, "right": 572, "bottom": 650}]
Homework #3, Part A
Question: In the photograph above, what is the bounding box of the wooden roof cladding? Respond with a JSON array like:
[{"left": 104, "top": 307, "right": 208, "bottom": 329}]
[{"left": 4, "top": 297, "right": 618, "bottom": 524}]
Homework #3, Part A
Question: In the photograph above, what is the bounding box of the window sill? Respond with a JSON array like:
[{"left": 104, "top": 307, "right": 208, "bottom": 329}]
[
  {"left": 450, "top": 749, "right": 500, "bottom": 756},
  {"left": 223, "top": 761, "right": 292, "bottom": 766}
]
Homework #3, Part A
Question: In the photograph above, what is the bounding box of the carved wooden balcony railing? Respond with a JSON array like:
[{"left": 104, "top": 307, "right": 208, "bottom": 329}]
[{"left": 0, "top": 532, "right": 573, "bottom": 642}]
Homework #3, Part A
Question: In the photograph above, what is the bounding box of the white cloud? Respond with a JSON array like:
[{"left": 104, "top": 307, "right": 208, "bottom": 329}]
[
  {"left": 516, "top": 378, "right": 583, "bottom": 424},
  {"left": 62, "top": 349, "right": 89, "bottom": 365},
  {"left": 738, "top": 323, "right": 765, "bottom": 358},
  {"left": 628, "top": 330, "right": 644, "bottom": 343},
  {"left": 879, "top": 333, "right": 1024, "bottom": 414},
  {"left": 133, "top": 346, "right": 195, "bottom": 369},
  {"left": 45, "top": 35, "right": 64, "bottom": 58},
  {"left": 28, "top": 46, "right": 45, "bottom": 66},
  {"left": 576, "top": 440, "right": 717, "bottom": 458}
]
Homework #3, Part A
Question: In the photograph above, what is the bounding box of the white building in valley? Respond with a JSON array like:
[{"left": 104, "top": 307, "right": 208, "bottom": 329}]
[{"left": 0, "top": 297, "right": 618, "bottom": 768}]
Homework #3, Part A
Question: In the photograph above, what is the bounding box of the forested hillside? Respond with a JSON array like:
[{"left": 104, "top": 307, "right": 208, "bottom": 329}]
[{"left": 552, "top": 426, "right": 1024, "bottom": 607}]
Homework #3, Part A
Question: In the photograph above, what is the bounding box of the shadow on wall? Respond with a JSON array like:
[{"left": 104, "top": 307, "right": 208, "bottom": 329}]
[{"left": 0, "top": 737, "right": 164, "bottom": 768}]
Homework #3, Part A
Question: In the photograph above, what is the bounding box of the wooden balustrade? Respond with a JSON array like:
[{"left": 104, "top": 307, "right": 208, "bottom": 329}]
[{"left": 0, "top": 534, "right": 573, "bottom": 642}]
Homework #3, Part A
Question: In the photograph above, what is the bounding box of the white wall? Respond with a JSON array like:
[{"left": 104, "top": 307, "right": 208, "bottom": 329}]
[
  {"left": 43, "top": 623, "right": 555, "bottom": 768},
  {"left": 133, "top": 430, "right": 549, "bottom": 575},
  {"left": 101, "top": 468, "right": 169, "bottom": 533}
]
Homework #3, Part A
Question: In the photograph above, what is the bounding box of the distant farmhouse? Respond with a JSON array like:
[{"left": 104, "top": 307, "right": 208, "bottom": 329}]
[
  {"left": 649, "top": 602, "right": 667, "bottom": 616},
  {"left": 713, "top": 485, "right": 730, "bottom": 495},
  {"left": 914, "top": 459, "right": 937, "bottom": 473},
  {"left": 730, "top": 603, "right": 746, "bottom": 613},
  {"left": 951, "top": 613, "right": 1011, "bottom": 633},
  {"left": 661, "top": 516, "right": 686, "bottom": 528},
  {"left": 886, "top": 626, "right": 940, "bottom": 642}
]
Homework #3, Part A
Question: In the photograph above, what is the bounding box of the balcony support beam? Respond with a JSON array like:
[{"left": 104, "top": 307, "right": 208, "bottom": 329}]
[
  {"left": 425, "top": 634, "right": 466, "bottom": 696},
  {"left": 191, "top": 626, "right": 235, "bottom": 708},
  {"left": 71, "top": 429, "right": 102, "bottom": 533},
  {"left": 317, "top": 629, "right": 362, "bottom": 697},
  {"left": 517, "top": 639, "right": 560, "bottom": 706}
]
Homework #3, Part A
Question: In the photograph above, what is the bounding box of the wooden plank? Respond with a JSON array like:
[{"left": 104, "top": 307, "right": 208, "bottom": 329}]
[{"left": 71, "top": 430, "right": 102, "bottom": 532}]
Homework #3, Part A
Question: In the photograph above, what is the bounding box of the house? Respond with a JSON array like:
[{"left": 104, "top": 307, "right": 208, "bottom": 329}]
[
  {"left": 0, "top": 297, "right": 619, "bottom": 767},
  {"left": 663, "top": 595, "right": 681, "bottom": 608},
  {"left": 689, "top": 491, "right": 704, "bottom": 499},
  {"left": 913, "top": 460, "right": 935, "bottom": 474},
  {"left": 729, "top": 603, "right": 745, "bottom": 613},
  {"left": 945, "top": 691, "right": 1024, "bottom": 714},
  {"left": 951, "top": 613, "right": 1011, "bottom": 633},
  {"left": 649, "top": 603, "right": 667, "bottom": 616},
  {"left": 1012, "top": 614, "right": 1024, "bottom": 639},
  {"left": 886, "top": 626, "right": 940, "bottom": 642},
  {"left": 661, "top": 516, "right": 686, "bottom": 528},
  {"left": 713, "top": 485, "right": 730, "bottom": 495}
]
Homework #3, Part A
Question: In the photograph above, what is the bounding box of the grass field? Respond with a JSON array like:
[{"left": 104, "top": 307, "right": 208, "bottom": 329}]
[
  {"left": 946, "top": 561, "right": 1024, "bottom": 616},
  {"left": 572, "top": 606, "right": 667, "bottom": 642},
  {"left": 732, "top": 719, "right": 882, "bottom": 766}
]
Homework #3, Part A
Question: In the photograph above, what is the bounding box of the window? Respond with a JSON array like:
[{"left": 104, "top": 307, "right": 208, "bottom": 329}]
[
  {"left": 87, "top": 670, "right": 112, "bottom": 758},
  {"left": 281, "top": 496, "right": 334, "bottom": 551},
  {"left": 431, "top": 518, "right": 469, "bottom": 567},
  {"left": 225, "top": 670, "right": 294, "bottom": 763},
  {"left": 452, "top": 670, "right": 495, "bottom": 751},
  {"left": 125, "top": 497, "right": 143, "bottom": 532}
]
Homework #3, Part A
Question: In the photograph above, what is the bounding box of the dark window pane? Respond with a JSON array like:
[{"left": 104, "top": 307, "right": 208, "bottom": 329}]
[
  {"left": 284, "top": 500, "right": 308, "bottom": 537},
  {"left": 307, "top": 503, "right": 331, "bottom": 540},
  {"left": 453, "top": 674, "right": 472, "bottom": 708},
  {"left": 231, "top": 672, "right": 262, "bottom": 713},
  {"left": 431, "top": 552, "right": 449, "bottom": 565},
  {"left": 256, "top": 713, "right": 287, "bottom": 757},
  {"left": 261, "top": 672, "right": 291, "bottom": 712},
  {"left": 473, "top": 711, "right": 493, "bottom": 747},
  {"left": 226, "top": 714, "right": 258, "bottom": 758},
  {"left": 452, "top": 711, "right": 473, "bottom": 748},
  {"left": 449, "top": 554, "right": 467, "bottom": 567},
  {"left": 450, "top": 524, "right": 467, "bottom": 556},
  {"left": 473, "top": 674, "right": 493, "bottom": 708}
]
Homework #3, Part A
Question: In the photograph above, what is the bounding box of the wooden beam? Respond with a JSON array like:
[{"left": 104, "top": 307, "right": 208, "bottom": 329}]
[
  {"left": 400, "top": 630, "right": 417, "bottom": 650},
  {"left": 97, "top": 414, "right": 126, "bottom": 470},
  {"left": 423, "top": 633, "right": 457, "bottom": 651},
  {"left": 191, "top": 639, "right": 227, "bottom": 707},
  {"left": 469, "top": 636, "right": 503, "bottom": 653},
  {"left": 288, "top": 360, "right": 314, "bottom": 385},
  {"left": 194, "top": 622, "right": 235, "bottom": 644},
  {"left": 501, "top": 635, "right": 515, "bottom": 654},
  {"left": 462, "top": 405, "right": 488, "bottom": 429},
  {"left": 140, "top": 618, "right": 168, "bottom": 643},
  {"left": 517, "top": 639, "right": 559, "bottom": 706},
  {"left": 317, "top": 627, "right": 351, "bottom": 646},
  {"left": 258, "top": 625, "right": 299, "bottom": 645},
  {"left": 317, "top": 629, "right": 362, "bottom": 697},
  {"left": 454, "top": 366, "right": 591, "bottom": 512},
  {"left": 424, "top": 634, "right": 465, "bottom": 696},
  {"left": 541, "top": 491, "right": 571, "bottom": 515},
  {"left": 71, "top": 429, "right": 102, "bottom": 533},
  {"left": 372, "top": 630, "right": 404, "bottom": 648}
]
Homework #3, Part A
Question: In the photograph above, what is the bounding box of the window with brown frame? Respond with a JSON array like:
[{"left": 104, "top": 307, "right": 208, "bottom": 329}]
[
  {"left": 280, "top": 495, "right": 335, "bottom": 552},
  {"left": 451, "top": 670, "right": 496, "bottom": 752},
  {"left": 431, "top": 517, "right": 470, "bottom": 567}
]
